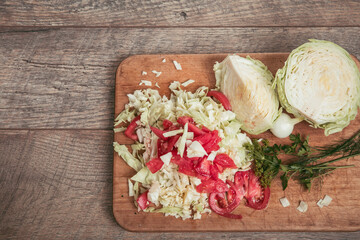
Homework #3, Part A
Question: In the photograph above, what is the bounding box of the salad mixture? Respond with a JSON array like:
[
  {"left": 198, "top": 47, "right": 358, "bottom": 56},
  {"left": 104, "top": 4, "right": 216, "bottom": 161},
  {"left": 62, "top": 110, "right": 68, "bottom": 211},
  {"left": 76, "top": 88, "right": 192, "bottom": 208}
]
[{"left": 114, "top": 82, "right": 269, "bottom": 220}]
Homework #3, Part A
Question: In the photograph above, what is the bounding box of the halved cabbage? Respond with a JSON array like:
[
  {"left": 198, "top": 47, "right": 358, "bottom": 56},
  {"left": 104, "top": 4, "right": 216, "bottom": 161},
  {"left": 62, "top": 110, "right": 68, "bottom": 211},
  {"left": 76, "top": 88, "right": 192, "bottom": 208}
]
[
  {"left": 214, "top": 55, "right": 280, "bottom": 134},
  {"left": 275, "top": 39, "right": 360, "bottom": 135}
]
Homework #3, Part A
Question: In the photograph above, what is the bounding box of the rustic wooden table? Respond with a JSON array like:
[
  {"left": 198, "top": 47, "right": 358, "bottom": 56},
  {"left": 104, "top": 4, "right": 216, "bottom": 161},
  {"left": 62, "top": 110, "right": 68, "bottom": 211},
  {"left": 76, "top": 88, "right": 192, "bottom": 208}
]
[{"left": 1, "top": 1, "right": 359, "bottom": 239}]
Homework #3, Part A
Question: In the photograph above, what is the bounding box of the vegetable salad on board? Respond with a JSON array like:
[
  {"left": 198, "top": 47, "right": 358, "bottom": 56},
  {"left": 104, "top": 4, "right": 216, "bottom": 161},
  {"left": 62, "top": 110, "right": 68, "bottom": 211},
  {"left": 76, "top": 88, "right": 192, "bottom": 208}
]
[{"left": 114, "top": 39, "right": 360, "bottom": 220}]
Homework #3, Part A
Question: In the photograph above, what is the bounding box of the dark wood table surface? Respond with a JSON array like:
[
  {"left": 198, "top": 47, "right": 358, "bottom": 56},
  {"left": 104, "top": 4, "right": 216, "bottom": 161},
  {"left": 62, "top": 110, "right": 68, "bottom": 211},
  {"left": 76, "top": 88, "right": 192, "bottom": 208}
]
[{"left": 1, "top": 1, "right": 360, "bottom": 239}]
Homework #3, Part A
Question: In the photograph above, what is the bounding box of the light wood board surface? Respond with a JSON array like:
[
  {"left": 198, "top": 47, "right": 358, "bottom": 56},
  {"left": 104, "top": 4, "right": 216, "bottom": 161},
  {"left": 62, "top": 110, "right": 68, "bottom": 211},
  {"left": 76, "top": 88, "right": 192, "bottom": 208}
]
[
  {"left": 2, "top": 0, "right": 360, "bottom": 238},
  {"left": 114, "top": 53, "right": 360, "bottom": 232}
]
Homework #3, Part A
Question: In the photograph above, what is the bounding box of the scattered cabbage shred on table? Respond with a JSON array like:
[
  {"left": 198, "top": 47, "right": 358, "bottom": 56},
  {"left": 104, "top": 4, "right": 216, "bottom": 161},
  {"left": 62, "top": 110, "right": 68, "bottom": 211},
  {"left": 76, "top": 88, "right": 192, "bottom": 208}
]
[{"left": 114, "top": 81, "right": 253, "bottom": 220}]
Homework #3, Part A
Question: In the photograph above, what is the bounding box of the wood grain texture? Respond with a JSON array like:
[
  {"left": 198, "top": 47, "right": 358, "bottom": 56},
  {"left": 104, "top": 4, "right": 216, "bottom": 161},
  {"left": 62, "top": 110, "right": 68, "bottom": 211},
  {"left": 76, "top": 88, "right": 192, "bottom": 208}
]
[
  {"left": 1, "top": 0, "right": 359, "bottom": 27},
  {"left": 1, "top": 130, "right": 360, "bottom": 239},
  {"left": 114, "top": 53, "right": 360, "bottom": 231},
  {"left": 1, "top": 27, "right": 360, "bottom": 129}
]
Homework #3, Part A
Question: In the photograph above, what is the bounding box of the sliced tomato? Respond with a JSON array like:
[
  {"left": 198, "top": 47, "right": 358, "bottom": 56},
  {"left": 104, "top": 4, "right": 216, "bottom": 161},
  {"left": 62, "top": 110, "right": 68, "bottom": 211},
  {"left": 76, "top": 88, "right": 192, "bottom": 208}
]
[
  {"left": 226, "top": 188, "right": 236, "bottom": 204},
  {"left": 150, "top": 126, "right": 168, "bottom": 141},
  {"left": 177, "top": 116, "right": 194, "bottom": 125},
  {"left": 210, "top": 164, "right": 220, "bottom": 180},
  {"left": 234, "top": 170, "right": 270, "bottom": 210},
  {"left": 170, "top": 151, "right": 182, "bottom": 165},
  {"left": 165, "top": 135, "right": 180, "bottom": 153},
  {"left": 208, "top": 181, "right": 244, "bottom": 219},
  {"left": 137, "top": 191, "right": 149, "bottom": 210},
  {"left": 146, "top": 158, "right": 164, "bottom": 174},
  {"left": 202, "top": 130, "right": 221, "bottom": 153},
  {"left": 177, "top": 116, "right": 205, "bottom": 136},
  {"left": 201, "top": 126, "right": 211, "bottom": 133},
  {"left": 194, "top": 157, "right": 211, "bottom": 177},
  {"left": 196, "top": 179, "right": 229, "bottom": 193},
  {"left": 124, "top": 115, "right": 141, "bottom": 141},
  {"left": 245, "top": 170, "right": 270, "bottom": 210},
  {"left": 157, "top": 139, "right": 166, "bottom": 156},
  {"left": 173, "top": 156, "right": 197, "bottom": 177},
  {"left": 207, "top": 91, "right": 232, "bottom": 111},
  {"left": 162, "top": 119, "right": 173, "bottom": 130},
  {"left": 246, "top": 187, "right": 270, "bottom": 210},
  {"left": 214, "top": 153, "right": 237, "bottom": 169}
]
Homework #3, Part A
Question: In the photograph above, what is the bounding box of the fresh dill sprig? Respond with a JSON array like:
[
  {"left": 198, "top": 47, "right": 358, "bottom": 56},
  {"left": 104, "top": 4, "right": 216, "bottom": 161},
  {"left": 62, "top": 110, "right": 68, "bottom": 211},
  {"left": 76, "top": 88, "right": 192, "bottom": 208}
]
[{"left": 245, "top": 130, "right": 359, "bottom": 191}]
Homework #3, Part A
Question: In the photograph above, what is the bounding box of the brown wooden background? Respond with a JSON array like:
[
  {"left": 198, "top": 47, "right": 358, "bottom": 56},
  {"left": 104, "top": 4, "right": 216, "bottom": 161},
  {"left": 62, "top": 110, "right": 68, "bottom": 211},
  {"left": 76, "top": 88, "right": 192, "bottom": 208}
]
[{"left": 1, "top": 0, "right": 360, "bottom": 239}]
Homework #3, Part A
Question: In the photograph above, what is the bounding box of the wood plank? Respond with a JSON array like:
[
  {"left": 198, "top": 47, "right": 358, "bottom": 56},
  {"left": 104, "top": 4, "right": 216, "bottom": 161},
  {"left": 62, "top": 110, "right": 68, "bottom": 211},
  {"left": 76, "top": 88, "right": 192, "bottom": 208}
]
[
  {"left": 1, "top": 130, "right": 360, "bottom": 239},
  {"left": 1, "top": 0, "right": 359, "bottom": 27},
  {"left": 113, "top": 53, "right": 360, "bottom": 231},
  {"left": 1, "top": 27, "right": 360, "bottom": 129}
]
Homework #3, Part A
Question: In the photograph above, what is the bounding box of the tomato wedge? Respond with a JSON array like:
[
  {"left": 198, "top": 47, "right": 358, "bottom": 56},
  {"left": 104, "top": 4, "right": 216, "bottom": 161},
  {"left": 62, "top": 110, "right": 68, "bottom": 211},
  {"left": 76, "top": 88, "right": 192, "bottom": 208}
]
[
  {"left": 124, "top": 115, "right": 141, "bottom": 141},
  {"left": 207, "top": 91, "right": 232, "bottom": 111}
]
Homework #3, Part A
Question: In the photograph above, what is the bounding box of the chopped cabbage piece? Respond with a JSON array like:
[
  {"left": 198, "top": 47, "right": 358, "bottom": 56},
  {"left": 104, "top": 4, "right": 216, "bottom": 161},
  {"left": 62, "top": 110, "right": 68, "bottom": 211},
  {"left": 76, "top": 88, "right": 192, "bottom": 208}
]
[
  {"left": 160, "top": 152, "right": 172, "bottom": 165},
  {"left": 182, "top": 79, "right": 195, "bottom": 87},
  {"left": 163, "top": 129, "right": 183, "bottom": 137},
  {"left": 131, "top": 167, "right": 155, "bottom": 185},
  {"left": 177, "top": 123, "right": 188, "bottom": 157},
  {"left": 187, "top": 141, "right": 208, "bottom": 158},
  {"left": 113, "top": 142, "right": 143, "bottom": 172}
]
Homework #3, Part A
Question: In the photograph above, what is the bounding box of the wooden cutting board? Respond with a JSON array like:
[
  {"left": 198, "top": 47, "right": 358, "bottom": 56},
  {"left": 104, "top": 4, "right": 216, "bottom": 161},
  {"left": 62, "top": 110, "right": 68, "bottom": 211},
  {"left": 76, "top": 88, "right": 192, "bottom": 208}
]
[{"left": 113, "top": 53, "right": 360, "bottom": 232}]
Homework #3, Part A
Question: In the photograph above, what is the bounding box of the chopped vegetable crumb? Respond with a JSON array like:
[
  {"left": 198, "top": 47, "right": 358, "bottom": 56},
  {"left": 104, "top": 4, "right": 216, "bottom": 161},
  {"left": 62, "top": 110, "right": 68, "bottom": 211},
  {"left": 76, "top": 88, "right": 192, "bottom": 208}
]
[
  {"left": 128, "top": 179, "right": 134, "bottom": 196},
  {"left": 181, "top": 79, "right": 195, "bottom": 87},
  {"left": 297, "top": 201, "right": 308, "bottom": 213},
  {"left": 317, "top": 199, "right": 324, "bottom": 208},
  {"left": 155, "top": 82, "right": 160, "bottom": 88},
  {"left": 173, "top": 60, "right": 182, "bottom": 70},
  {"left": 162, "top": 58, "right": 166, "bottom": 63},
  {"left": 139, "top": 80, "right": 152, "bottom": 86},
  {"left": 317, "top": 195, "right": 332, "bottom": 208},
  {"left": 142, "top": 71, "right": 147, "bottom": 75},
  {"left": 279, "top": 197, "right": 290, "bottom": 207},
  {"left": 322, "top": 195, "right": 332, "bottom": 206},
  {"left": 152, "top": 70, "right": 162, "bottom": 77}
]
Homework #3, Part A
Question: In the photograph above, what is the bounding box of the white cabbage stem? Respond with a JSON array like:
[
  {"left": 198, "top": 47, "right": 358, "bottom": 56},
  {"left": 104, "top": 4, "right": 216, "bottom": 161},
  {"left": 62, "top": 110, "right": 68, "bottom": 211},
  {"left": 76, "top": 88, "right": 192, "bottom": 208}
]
[{"left": 270, "top": 113, "right": 303, "bottom": 138}]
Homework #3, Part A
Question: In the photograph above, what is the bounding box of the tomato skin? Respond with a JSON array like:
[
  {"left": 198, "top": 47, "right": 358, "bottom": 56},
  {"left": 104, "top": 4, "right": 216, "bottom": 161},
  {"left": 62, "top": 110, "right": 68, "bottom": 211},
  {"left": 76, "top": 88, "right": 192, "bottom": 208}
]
[
  {"left": 207, "top": 91, "right": 232, "bottom": 111},
  {"left": 146, "top": 158, "right": 164, "bottom": 174},
  {"left": 124, "top": 115, "right": 141, "bottom": 141},
  {"left": 137, "top": 191, "right": 149, "bottom": 210}
]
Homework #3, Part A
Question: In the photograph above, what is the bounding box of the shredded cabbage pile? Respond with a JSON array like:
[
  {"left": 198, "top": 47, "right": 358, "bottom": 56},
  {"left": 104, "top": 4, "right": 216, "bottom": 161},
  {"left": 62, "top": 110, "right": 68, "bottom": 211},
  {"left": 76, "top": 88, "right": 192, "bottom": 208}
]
[{"left": 114, "top": 81, "right": 252, "bottom": 220}]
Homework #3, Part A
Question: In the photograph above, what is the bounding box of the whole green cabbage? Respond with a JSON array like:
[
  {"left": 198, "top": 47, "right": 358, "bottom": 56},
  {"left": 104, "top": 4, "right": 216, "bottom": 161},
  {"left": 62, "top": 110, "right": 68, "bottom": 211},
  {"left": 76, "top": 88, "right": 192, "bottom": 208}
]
[{"left": 275, "top": 39, "right": 360, "bottom": 135}]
